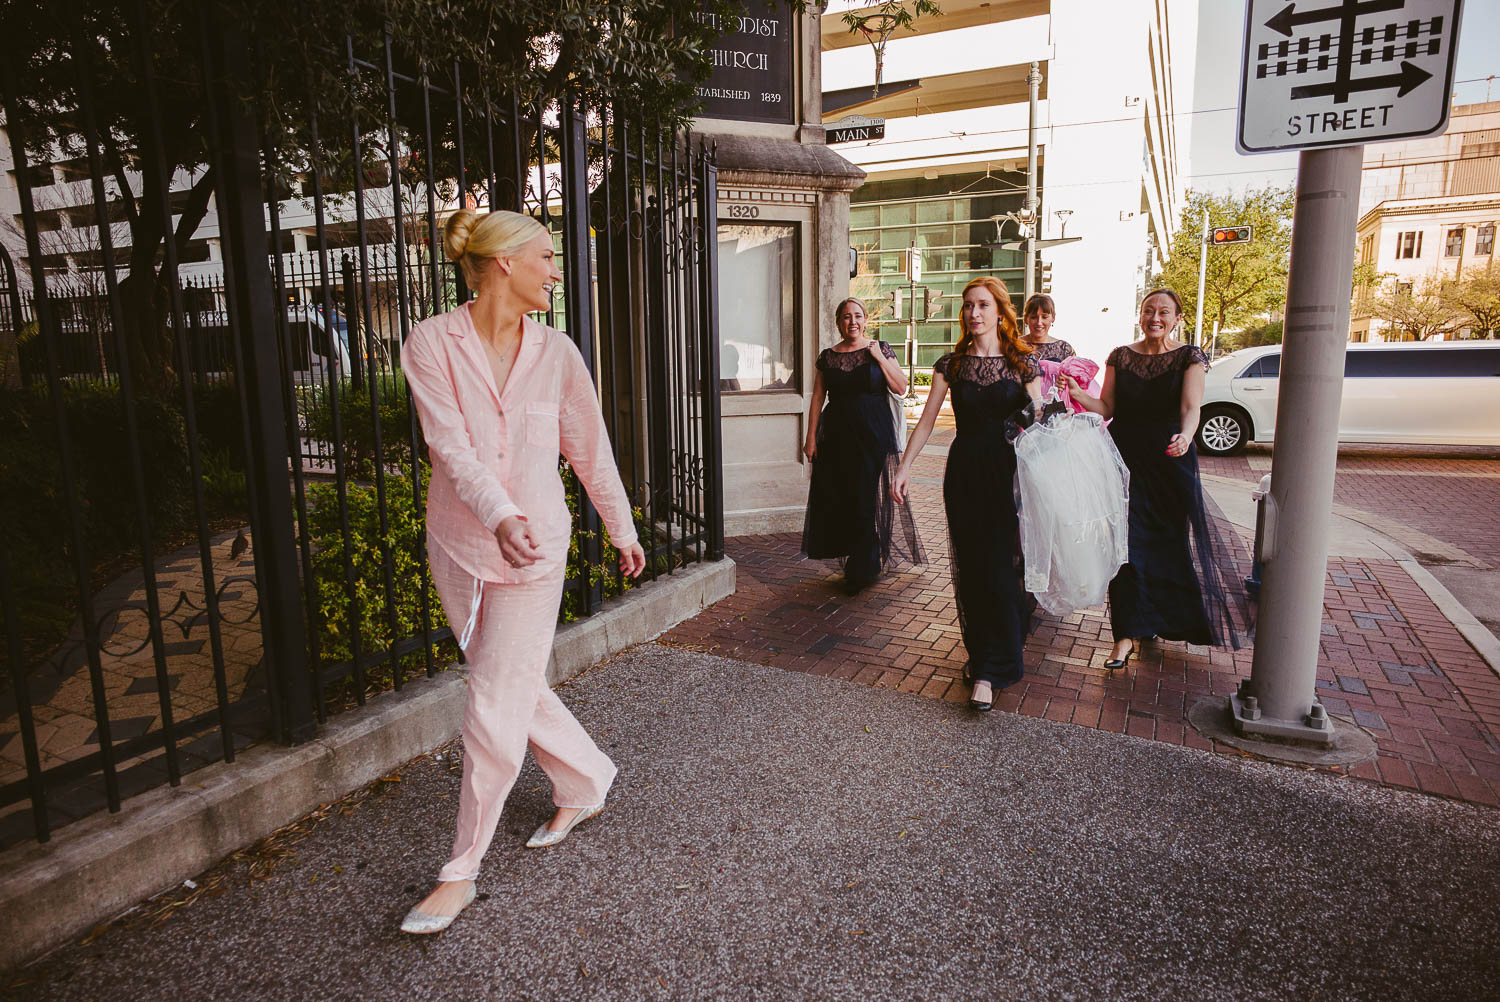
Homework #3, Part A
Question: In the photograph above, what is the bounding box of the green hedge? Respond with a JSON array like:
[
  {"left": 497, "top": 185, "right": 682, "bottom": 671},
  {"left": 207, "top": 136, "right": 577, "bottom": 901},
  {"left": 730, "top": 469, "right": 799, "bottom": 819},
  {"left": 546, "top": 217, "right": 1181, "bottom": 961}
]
[
  {"left": 299, "top": 375, "right": 416, "bottom": 474},
  {"left": 0, "top": 383, "right": 204, "bottom": 666}
]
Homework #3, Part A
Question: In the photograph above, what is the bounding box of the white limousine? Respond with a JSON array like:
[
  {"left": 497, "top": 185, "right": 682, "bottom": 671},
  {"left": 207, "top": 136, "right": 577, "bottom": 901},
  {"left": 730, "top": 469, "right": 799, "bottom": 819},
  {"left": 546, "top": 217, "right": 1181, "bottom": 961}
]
[{"left": 1195, "top": 341, "right": 1500, "bottom": 456}]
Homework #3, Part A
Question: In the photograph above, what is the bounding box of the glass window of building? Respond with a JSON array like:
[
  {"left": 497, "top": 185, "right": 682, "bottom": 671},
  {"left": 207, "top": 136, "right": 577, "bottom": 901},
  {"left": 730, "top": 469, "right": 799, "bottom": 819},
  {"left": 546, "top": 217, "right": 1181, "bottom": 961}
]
[
  {"left": 1445, "top": 228, "right": 1464, "bottom": 256},
  {"left": 1396, "top": 231, "right": 1423, "bottom": 259},
  {"left": 718, "top": 223, "right": 799, "bottom": 392},
  {"left": 848, "top": 167, "right": 1032, "bottom": 368},
  {"left": 1477, "top": 224, "right": 1495, "bottom": 257}
]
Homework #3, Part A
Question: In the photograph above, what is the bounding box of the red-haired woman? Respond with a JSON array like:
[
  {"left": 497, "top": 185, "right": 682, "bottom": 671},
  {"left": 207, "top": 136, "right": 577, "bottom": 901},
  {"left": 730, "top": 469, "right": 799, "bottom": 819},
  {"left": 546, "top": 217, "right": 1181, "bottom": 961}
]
[
  {"left": 892, "top": 276, "right": 1045, "bottom": 710},
  {"left": 1063, "top": 288, "right": 1242, "bottom": 670}
]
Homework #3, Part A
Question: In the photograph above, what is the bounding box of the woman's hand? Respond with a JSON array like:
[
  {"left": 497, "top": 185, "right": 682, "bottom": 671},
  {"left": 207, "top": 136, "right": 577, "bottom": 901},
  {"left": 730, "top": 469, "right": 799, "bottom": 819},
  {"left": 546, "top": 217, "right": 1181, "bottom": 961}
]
[
  {"left": 890, "top": 466, "right": 911, "bottom": 505},
  {"left": 803, "top": 438, "right": 817, "bottom": 461},
  {"left": 1059, "top": 373, "right": 1081, "bottom": 400},
  {"left": 1165, "top": 432, "right": 1191, "bottom": 458},
  {"left": 495, "top": 515, "right": 543, "bottom": 568},
  {"left": 618, "top": 542, "right": 646, "bottom": 578},
  {"left": 867, "top": 339, "right": 884, "bottom": 360}
]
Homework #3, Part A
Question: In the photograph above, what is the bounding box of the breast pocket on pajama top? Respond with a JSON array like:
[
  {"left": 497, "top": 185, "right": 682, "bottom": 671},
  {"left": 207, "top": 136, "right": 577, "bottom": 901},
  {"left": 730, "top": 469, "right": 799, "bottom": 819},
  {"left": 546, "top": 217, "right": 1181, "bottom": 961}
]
[{"left": 525, "top": 402, "right": 561, "bottom": 454}]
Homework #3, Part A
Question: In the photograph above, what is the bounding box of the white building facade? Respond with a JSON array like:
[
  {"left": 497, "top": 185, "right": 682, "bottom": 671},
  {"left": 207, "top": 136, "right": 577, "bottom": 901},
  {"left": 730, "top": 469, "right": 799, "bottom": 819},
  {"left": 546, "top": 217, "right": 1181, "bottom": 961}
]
[
  {"left": 1350, "top": 101, "right": 1500, "bottom": 341},
  {"left": 821, "top": 0, "right": 1197, "bottom": 366}
]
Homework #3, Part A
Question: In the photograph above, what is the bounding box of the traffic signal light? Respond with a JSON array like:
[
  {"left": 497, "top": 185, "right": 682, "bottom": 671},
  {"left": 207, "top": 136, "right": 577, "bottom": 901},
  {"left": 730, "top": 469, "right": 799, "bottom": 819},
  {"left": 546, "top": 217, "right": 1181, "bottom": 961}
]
[
  {"left": 1211, "top": 225, "right": 1253, "bottom": 245},
  {"left": 1039, "top": 261, "right": 1053, "bottom": 294}
]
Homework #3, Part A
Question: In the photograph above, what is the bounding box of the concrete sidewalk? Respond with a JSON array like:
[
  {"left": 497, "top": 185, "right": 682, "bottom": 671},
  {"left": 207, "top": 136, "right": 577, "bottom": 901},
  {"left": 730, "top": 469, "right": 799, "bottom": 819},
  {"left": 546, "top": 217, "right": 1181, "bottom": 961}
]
[{"left": 8, "top": 644, "right": 1498, "bottom": 1002}]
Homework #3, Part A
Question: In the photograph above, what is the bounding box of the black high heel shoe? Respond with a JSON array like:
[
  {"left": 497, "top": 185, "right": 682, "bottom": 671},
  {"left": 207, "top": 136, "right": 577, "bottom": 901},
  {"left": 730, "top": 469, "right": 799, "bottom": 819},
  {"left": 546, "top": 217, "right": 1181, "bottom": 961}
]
[{"left": 1104, "top": 642, "right": 1136, "bottom": 672}]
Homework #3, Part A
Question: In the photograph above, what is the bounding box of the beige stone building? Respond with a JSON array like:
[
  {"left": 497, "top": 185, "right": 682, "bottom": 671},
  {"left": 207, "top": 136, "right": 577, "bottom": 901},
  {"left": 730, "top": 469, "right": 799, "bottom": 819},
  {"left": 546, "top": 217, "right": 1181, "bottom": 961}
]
[{"left": 1350, "top": 101, "right": 1500, "bottom": 342}]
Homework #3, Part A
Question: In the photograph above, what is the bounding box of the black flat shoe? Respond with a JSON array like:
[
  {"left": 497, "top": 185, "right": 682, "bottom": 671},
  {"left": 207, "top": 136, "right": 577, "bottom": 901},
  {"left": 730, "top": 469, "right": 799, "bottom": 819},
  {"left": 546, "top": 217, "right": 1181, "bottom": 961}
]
[
  {"left": 1104, "top": 643, "right": 1136, "bottom": 672},
  {"left": 969, "top": 681, "right": 993, "bottom": 712}
]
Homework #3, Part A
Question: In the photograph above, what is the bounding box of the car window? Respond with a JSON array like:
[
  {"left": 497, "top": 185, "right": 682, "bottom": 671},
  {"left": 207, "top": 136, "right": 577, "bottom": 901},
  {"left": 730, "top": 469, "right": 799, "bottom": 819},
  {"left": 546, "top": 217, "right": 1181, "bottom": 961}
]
[
  {"left": 1346, "top": 347, "right": 1500, "bottom": 377},
  {"left": 1235, "top": 354, "right": 1279, "bottom": 378}
]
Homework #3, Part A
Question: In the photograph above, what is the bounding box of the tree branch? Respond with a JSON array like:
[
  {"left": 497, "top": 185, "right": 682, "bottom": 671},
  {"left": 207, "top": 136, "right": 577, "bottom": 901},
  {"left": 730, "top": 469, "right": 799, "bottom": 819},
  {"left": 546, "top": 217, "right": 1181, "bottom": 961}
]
[{"left": 172, "top": 169, "right": 216, "bottom": 261}]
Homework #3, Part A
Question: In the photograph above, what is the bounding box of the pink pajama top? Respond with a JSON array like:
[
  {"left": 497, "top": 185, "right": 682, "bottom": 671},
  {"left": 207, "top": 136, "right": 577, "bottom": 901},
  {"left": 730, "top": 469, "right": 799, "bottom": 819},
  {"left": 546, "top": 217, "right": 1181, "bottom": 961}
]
[{"left": 402, "top": 304, "right": 638, "bottom": 593}]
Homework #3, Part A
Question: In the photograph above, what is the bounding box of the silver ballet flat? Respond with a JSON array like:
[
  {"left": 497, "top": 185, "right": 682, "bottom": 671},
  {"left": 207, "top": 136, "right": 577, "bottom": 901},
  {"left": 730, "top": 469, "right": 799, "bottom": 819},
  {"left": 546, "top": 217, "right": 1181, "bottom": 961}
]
[
  {"left": 399, "top": 881, "right": 476, "bottom": 934},
  {"left": 525, "top": 801, "right": 606, "bottom": 848}
]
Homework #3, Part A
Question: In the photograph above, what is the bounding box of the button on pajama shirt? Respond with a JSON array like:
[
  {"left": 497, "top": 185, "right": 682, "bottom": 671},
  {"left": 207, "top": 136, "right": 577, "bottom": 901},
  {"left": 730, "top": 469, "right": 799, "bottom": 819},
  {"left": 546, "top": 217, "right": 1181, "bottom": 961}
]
[{"left": 402, "top": 304, "right": 638, "bottom": 882}]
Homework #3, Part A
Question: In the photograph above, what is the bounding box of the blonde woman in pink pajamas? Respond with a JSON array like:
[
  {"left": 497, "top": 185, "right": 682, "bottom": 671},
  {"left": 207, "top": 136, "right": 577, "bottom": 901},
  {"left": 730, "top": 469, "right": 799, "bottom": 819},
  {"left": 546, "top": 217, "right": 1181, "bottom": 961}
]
[{"left": 398, "top": 209, "right": 645, "bottom": 934}]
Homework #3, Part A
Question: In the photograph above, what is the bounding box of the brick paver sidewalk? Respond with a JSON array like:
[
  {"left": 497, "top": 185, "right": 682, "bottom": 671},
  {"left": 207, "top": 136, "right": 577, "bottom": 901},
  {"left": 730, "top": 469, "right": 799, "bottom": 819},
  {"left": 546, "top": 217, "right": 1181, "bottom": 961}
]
[{"left": 665, "top": 432, "right": 1500, "bottom": 807}]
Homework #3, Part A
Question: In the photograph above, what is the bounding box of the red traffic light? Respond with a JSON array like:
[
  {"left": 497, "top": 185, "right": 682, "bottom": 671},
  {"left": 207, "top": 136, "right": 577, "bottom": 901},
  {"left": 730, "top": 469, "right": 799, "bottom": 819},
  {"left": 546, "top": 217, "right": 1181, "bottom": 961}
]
[{"left": 1211, "top": 225, "right": 1253, "bottom": 245}]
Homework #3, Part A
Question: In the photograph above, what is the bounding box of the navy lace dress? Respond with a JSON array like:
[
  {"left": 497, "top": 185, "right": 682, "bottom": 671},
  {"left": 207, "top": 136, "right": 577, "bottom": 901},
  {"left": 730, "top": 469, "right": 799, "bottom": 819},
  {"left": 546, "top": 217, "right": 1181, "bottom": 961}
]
[
  {"left": 937, "top": 351, "right": 1041, "bottom": 687},
  {"left": 802, "top": 341, "right": 924, "bottom": 590},
  {"left": 1027, "top": 339, "right": 1076, "bottom": 364},
  {"left": 1106, "top": 345, "right": 1241, "bottom": 647}
]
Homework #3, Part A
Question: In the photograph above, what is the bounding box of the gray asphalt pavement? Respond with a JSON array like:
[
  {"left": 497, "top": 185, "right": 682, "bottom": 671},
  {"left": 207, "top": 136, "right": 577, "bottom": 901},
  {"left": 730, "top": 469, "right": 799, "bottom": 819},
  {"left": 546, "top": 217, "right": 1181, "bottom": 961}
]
[{"left": 11, "top": 644, "right": 1500, "bottom": 1002}]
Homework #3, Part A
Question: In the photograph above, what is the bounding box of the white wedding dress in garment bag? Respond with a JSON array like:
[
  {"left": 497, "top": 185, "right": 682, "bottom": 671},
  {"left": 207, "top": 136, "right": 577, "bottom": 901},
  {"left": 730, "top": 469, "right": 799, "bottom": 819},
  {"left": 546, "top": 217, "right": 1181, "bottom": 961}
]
[{"left": 1013, "top": 405, "right": 1131, "bottom": 617}]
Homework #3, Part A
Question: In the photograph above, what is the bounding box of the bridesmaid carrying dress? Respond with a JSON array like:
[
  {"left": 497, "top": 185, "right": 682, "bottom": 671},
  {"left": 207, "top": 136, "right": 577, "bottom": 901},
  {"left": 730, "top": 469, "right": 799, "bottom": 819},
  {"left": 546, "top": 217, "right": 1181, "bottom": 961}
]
[
  {"left": 892, "top": 277, "right": 1045, "bottom": 710},
  {"left": 802, "top": 297, "right": 924, "bottom": 593},
  {"left": 1021, "top": 293, "right": 1076, "bottom": 364},
  {"left": 1063, "top": 288, "right": 1242, "bottom": 669}
]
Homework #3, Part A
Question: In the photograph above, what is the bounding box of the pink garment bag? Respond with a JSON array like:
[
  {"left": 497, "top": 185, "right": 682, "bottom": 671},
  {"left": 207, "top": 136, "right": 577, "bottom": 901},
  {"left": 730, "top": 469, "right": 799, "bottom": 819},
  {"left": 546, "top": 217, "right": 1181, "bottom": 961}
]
[{"left": 1038, "top": 356, "right": 1103, "bottom": 416}]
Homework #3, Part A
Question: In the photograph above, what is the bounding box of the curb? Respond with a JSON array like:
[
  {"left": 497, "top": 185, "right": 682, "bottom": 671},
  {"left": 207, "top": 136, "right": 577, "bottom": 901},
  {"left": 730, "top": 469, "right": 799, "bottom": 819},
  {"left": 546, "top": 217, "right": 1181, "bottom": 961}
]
[
  {"left": 1397, "top": 558, "right": 1500, "bottom": 679},
  {"left": 0, "top": 558, "right": 735, "bottom": 973}
]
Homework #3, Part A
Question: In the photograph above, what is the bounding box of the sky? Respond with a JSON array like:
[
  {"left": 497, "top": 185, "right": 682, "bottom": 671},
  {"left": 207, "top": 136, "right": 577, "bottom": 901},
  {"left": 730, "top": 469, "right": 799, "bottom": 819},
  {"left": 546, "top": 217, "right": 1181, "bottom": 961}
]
[{"left": 1188, "top": 1, "right": 1500, "bottom": 194}]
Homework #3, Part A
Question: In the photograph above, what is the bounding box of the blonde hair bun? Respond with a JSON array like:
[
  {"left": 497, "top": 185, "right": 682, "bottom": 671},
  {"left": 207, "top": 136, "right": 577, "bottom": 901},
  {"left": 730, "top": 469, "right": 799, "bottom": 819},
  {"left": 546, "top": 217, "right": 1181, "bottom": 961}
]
[
  {"left": 442, "top": 209, "right": 548, "bottom": 289},
  {"left": 443, "top": 208, "right": 478, "bottom": 263}
]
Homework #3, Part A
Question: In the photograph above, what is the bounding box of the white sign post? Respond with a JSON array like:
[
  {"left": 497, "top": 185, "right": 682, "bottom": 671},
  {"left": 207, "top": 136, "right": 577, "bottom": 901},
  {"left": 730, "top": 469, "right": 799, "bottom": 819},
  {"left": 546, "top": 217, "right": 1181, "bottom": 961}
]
[
  {"left": 1237, "top": 0, "right": 1464, "bottom": 154},
  {"left": 1220, "top": 0, "right": 1465, "bottom": 749}
]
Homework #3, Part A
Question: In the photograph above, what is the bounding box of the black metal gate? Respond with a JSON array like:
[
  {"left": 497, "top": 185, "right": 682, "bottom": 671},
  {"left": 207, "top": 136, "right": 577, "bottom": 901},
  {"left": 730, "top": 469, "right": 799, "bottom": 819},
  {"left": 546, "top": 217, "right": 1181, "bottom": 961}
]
[{"left": 0, "top": 5, "right": 722, "bottom": 845}]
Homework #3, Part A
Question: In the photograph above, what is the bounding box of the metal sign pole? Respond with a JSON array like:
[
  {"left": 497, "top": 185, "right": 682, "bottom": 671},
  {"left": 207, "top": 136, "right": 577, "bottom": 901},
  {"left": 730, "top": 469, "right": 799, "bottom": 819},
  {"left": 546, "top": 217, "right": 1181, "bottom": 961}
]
[
  {"left": 1230, "top": 145, "right": 1364, "bottom": 744},
  {"left": 1193, "top": 212, "right": 1209, "bottom": 346}
]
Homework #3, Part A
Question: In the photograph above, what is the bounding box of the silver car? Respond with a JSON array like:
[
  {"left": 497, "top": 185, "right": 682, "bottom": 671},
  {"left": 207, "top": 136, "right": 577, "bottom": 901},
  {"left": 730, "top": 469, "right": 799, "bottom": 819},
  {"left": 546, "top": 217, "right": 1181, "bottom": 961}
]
[{"left": 1195, "top": 341, "right": 1500, "bottom": 456}]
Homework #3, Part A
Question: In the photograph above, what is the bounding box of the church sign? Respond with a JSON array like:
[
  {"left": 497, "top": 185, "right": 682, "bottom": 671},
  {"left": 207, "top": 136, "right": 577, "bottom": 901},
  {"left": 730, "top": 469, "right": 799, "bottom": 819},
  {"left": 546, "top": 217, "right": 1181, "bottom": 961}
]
[{"left": 693, "top": 1, "right": 796, "bottom": 124}]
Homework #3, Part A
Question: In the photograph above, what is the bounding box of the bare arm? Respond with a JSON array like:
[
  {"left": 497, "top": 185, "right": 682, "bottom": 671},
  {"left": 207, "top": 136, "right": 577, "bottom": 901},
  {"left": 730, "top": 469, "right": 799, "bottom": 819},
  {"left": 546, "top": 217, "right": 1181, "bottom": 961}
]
[
  {"left": 803, "top": 368, "right": 826, "bottom": 461},
  {"left": 890, "top": 371, "right": 948, "bottom": 504},
  {"left": 870, "top": 340, "right": 908, "bottom": 395},
  {"left": 1169, "top": 363, "right": 1207, "bottom": 458},
  {"left": 1065, "top": 365, "right": 1115, "bottom": 419}
]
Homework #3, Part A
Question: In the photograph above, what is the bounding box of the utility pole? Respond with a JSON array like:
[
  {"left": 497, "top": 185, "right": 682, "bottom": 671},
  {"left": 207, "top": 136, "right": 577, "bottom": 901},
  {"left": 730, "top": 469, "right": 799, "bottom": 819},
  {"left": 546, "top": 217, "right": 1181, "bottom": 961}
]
[
  {"left": 1231, "top": 145, "right": 1364, "bottom": 745},
  {"left": 1024, "top": 61, "right": 1041, "bottom": 302},
  {"left": 1193, "top": 211, "right": 1209, "bottom": 347}
]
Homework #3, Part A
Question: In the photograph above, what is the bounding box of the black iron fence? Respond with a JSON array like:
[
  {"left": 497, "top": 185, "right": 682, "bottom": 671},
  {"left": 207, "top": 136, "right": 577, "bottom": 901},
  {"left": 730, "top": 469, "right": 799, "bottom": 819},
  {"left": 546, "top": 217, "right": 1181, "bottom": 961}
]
[{"left": 0, "top": 6, "right": 722, "bottom": 846}]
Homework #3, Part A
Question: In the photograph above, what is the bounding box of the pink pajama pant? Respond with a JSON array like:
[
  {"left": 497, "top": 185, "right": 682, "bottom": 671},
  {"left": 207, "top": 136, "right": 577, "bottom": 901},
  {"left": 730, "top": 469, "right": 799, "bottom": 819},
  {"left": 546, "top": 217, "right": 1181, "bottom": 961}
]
[{"left": 429, "top": 543, "right": 616, "bottom": 882}]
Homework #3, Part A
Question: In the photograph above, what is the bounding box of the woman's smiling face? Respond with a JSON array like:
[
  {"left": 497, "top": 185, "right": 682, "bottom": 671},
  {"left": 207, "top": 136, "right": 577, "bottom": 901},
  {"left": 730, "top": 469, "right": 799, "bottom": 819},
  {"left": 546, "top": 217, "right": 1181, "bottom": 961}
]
[
  {"left": 1139, "top": 293, "right": 1179, "bottom": 339},
  {"left": 837, "top": 301, "right": 867, "bottom": 340}
]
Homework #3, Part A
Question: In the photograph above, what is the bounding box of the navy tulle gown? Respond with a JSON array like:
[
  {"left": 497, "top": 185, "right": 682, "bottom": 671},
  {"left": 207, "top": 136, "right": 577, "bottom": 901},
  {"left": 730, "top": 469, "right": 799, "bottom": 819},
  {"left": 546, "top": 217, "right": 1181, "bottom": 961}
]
[
  {"left": 802, "top": 341, "right": 924, "bottom": 590},
  {"left": 1106, "top": 345, "right": 1241, "bottom": 647},
  {"left": 936, "top": 351, "right": 1041, "bottom": 687}
]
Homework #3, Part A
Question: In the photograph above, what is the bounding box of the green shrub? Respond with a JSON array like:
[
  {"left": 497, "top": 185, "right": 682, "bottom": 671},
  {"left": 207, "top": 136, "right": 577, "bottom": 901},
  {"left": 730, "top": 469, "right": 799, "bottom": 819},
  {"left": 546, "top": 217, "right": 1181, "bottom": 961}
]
[
  {"left": 0, "top": 382, "right": 204, "bottom": 679},
  {"left": 299, "top": 375, "right": 416, "bottom": 473},
  {"left": 305, "top": 464, "right": 448, "bottom": 691}
]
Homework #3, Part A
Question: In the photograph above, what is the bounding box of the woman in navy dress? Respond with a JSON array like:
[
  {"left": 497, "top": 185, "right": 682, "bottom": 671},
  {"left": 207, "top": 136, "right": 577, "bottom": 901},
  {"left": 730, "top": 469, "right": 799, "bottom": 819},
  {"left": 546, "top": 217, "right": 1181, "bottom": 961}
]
[
  {"left": 1064, "top": 288, "right": 1241, "bottom": 669},
  {"left": 1022, "top": 293, "right": 1076, "bottom": 364},
  {"left": 802, "top": 297, "right": 924, "bottom": 593},
  {"left": 892, "top": 277, "right": 1045, "bottom": 710}
]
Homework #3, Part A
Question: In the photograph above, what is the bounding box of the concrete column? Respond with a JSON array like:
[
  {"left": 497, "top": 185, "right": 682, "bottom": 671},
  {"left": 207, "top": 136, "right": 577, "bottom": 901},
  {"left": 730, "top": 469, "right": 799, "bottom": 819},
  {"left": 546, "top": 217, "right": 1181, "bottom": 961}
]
[{"left": 1233, "top": 145, "right": 1364, "bottom": 743}]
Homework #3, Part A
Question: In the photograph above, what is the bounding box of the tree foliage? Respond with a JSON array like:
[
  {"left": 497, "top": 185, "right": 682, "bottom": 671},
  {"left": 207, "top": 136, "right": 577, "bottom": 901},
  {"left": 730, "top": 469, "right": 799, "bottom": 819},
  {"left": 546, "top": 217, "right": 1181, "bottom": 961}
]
[
  {"left": 1153, "top": 185, "right": 1295, "bottom": 341},
  {"left": 843, "top": 0, "right": 942, "bottom": 98},
  {"left": 1441, "top": 266, "right": 1500, "bottom": 337},
  {"left": 1367, "top": 274, "right": 1468, "bottom": 341},
  {"left": 0, "top": 0, "right": 744, "bottom": 391}
]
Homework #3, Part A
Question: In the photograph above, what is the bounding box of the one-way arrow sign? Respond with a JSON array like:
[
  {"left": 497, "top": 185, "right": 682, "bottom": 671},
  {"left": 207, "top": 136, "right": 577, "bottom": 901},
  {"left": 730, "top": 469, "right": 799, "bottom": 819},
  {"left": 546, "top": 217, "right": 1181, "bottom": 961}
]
[
  {"left": 1264, "top": 0, "right": 1403, "bottom": 38},
  {"left": 1290, "top": 58, "right": 1431, "bottom": 99},
  {"left": 1237, "top": 0, "right": 1464, "bottom": 154}
]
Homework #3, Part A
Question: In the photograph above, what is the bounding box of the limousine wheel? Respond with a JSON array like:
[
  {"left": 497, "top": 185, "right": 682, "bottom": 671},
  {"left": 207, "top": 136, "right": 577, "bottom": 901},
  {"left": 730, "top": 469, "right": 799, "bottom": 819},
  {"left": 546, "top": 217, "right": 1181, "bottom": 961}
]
[{"left": 1197, "top": 407, "right": 1248, "bottom": 457}]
